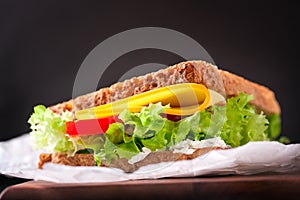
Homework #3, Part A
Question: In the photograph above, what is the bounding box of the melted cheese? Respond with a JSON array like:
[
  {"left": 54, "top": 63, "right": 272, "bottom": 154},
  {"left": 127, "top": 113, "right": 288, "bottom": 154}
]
[{"left": 76, "top": 83, "right": 224, "bottom": 120}]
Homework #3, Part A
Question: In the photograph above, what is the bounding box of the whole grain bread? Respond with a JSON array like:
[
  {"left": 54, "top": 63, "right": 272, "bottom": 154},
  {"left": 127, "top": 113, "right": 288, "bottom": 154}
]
[
  {"left": 50, "top": 60, "right": 280, "bottom": 116},
  {"left": 41, "top": 60, "right": 280, "bottom": 171},
  {"left": 38, "top": 147, "right": 223, "bottom": 172}
]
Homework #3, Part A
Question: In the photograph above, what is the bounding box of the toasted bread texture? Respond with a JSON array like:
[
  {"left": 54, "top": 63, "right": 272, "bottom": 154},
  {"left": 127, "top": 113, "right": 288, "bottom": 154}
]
[{"left": 50, "top": 60, "right": 280, "bottom": 116}]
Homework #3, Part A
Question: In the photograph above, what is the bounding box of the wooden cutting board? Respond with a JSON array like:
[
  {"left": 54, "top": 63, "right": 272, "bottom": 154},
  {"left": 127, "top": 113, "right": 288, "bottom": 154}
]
[{"left": 1, "top": 172, "right": 300, "bottom": 200}]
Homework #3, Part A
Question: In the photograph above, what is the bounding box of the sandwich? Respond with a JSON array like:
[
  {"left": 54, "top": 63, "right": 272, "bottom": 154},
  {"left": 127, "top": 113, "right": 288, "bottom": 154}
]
[{"left": 28, "top": 60, "right": 282, "bottom": 172}]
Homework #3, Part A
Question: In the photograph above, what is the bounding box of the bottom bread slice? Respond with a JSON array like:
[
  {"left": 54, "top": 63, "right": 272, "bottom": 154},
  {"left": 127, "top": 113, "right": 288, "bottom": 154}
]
[{"left": 38, "top": 147, "right": 224, "bottom": 173}]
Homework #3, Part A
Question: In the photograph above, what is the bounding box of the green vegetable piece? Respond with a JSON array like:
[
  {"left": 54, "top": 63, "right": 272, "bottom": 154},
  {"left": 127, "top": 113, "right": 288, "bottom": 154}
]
[
  {"left": 28, "top": 105, "right": 76, "bottom": 154},
  {"left": 105, "top": 123, "right": 124, "bottom": 144},
  {"left": 266, "top": 114, "right": 281, "bottom": 140}
]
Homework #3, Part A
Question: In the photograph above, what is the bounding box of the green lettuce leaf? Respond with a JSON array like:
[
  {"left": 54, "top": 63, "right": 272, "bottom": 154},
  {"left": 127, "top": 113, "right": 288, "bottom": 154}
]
[
  {"left": 119, "top": 103, "right": 170, "bottom": 151},
  {"left": 266, "top": 114, "right": 281, "bottom": 140},
  {"left": 219, "top": 93, "right": 269, "bottom": 147},
  {"left": 104, "top": 103, "right": 171, "bottom": 162},
  {"left": 102, "top": 93, "right": 277, "bottom": 162},
  {"left": 29, "top": 93, "right": 282, "bottom": 165},
  {"left": 28, "top": 105, "right": 76, "bottom": 154}
]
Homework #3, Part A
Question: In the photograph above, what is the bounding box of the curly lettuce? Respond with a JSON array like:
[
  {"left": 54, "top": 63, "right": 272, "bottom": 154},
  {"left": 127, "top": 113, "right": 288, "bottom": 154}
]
[
  {"left": 28, "top": 93, "right": 282, "bottom": 165},
  {"left": 28, "top": 105, "right": 76, "bottom": 154},
  {"left": 101, "top": 93, "right": 281, "bottom": 163}
]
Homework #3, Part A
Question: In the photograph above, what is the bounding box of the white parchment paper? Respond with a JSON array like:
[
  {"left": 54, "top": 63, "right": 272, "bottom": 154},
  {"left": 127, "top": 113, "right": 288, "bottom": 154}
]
[{"left": 1, "top": 134, "right": 300, "bottom": 183}]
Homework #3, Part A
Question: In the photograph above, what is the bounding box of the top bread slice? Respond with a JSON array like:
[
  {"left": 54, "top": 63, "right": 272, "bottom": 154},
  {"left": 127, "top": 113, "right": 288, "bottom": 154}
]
[{"left": 50, "top": 60, "right": 280, "bottom": 116}]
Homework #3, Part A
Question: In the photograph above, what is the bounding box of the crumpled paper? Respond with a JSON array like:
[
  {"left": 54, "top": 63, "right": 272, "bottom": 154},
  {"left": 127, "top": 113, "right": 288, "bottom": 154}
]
[{"left": 0, "top": 134, "right": 300, "bottom": 183}]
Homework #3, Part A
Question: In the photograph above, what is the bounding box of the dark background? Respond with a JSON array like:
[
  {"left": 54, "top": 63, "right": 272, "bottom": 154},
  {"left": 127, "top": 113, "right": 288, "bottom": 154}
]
[{"left": 0, "top": 0, "right": 298, "bottom": 144}]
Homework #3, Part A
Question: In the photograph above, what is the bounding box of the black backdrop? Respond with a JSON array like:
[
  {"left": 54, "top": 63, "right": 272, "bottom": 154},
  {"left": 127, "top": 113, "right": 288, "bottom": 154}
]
[{"left": 0, "top": 1, "right": 298, "bottom": 143}]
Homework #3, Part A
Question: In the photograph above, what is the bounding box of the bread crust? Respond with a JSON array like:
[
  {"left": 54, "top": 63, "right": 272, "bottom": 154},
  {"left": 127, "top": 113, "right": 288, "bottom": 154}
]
[
  {"left": 220, "top": 70, "right": 280, "bottom": 115},
  {"left": 50, "top": 60, "right": 280, "bottom": 115}
]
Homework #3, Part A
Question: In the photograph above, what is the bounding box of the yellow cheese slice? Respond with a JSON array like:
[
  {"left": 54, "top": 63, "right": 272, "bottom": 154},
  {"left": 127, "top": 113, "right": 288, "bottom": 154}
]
[{"left": 76, "top": 83, "right": 213, "bottom": 120}]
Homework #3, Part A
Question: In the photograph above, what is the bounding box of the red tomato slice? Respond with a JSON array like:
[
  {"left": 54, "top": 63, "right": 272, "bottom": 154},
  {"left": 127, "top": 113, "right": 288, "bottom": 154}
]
[
  {"left": 66, "top": 116, "right": 119, "bottom": 136},
  {"left": 66, "top": 114, "right": 182, "bottom": 136}
]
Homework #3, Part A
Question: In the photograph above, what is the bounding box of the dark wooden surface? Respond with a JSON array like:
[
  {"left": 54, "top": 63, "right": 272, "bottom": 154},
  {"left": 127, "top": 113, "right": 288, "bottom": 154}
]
[{"left": 1, "top": 172, "right": 300, "bottom": 200}]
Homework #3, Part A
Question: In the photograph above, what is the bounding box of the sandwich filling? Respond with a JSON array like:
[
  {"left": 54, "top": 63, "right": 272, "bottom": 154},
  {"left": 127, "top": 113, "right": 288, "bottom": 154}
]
[{"left": 28, "top": 83, "right": 281, "bottom": 168}]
